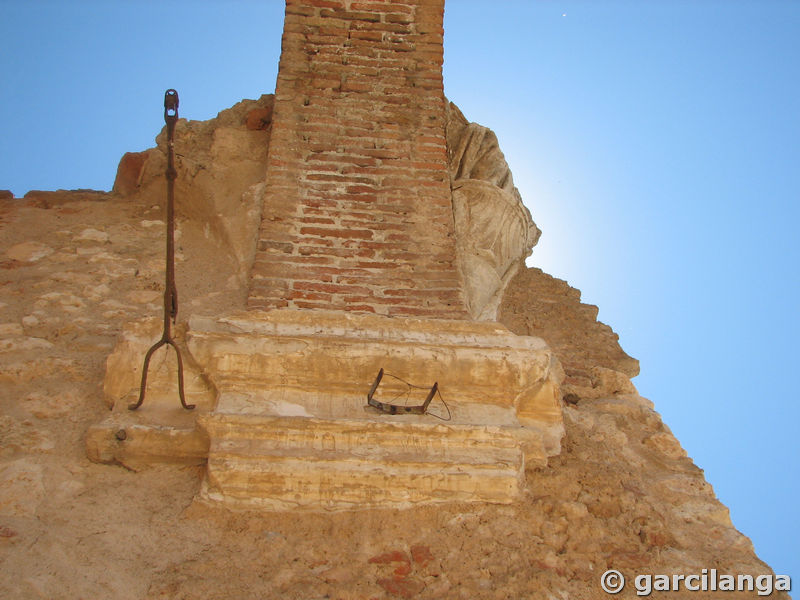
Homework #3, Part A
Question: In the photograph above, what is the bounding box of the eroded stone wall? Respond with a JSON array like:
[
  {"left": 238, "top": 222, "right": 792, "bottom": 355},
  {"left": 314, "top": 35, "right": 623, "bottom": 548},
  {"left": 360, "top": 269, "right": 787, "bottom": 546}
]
[
  {"left": 112, "top": 95, "right": 275, "bottom": 292},
  {"left": 500, "top": 265, "right": 640, "bottom": 399},
  {"left": 0, "top": 0, "right": 783, "bottom": 588},
  {"left": 0, "top": 193, "right": 782, "bottom": 598}
]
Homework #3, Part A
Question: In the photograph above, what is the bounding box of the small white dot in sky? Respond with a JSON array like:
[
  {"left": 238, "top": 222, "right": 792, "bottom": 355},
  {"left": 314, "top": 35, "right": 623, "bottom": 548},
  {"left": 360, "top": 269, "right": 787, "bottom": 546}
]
[{"left": 562, "top": 13, "right": 567, "bottom": 17}]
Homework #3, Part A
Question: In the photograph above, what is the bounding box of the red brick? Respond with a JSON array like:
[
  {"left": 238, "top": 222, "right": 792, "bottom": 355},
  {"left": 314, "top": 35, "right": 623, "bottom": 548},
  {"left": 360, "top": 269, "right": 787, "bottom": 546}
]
[
  {"left": 293, "top": 281, "right": 372, "bottom": 295},
  {"left": 385, "top": 12, "right": 413, "bottom": 24},
  {"left": 344, "top": 304, "right": 376, "bottom": 313},
  {"left": 298, "top": 216, "right": 336, "bottom": 225},
  {"left": 349, "top": 30, "right": 384, "bottom": 42},
  {"left": 309, "top": 152, "right": 378, "bottom": 165},
  {"left": 319, "top": 8, "right": 381, "bottom": 22},
  {"left": 285, "top": 5, "right": 316, "bottom": 17},
  {"left": 299, "top": 227, "right": 373, "bottom": 239},
  {"left": 288, "top": 290, "right": 333, "bottom": 302},
  {"left": 282, "top": 255, "right": 336, "bottom": 265},
  {"left": 352, "top": 2, "right": 411, "bottom": 12},
  {"left": 307, "top": 0, "right": 346, "bottom": 9},
  {"left": 293, "top": 300, "right": 339, "bottom": 310},
  {"left": 299, "top": 247, "right": 375, "bottom": 258}
]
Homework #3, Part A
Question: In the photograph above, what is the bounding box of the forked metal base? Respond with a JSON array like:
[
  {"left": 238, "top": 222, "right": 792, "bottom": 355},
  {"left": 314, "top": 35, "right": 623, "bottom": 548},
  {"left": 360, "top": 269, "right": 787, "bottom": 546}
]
[{"left": 129, "top": 336, "right": 194, "bottom": 411}]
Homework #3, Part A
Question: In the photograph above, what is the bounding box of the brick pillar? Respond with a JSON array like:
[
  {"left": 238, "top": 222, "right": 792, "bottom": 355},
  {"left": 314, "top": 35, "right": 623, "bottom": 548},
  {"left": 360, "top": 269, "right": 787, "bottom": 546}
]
[{"left": 248, "top": 0, "right": 468, "bottom": 319}]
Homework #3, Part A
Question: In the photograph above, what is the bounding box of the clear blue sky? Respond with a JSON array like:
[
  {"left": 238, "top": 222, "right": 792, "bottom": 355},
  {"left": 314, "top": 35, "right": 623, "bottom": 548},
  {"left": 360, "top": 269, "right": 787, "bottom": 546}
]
[{"left": 1, "top": 0, "right": 798, "bottom": 585}]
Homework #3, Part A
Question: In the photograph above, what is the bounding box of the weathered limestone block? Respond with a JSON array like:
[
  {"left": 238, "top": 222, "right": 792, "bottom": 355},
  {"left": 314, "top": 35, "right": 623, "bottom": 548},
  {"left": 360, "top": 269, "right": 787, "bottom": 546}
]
[
  {"left": 85, "top": 421, "right": 209, "bottom": 469},
  {"left": 587, "top": 365, "right": 638, "bottom": 397},
  {"left": 102, "top": 317, "right": 215, "bottom": 411},
  {"left": 199, "top": 415, "right": 526, "bottom": 511},
  {"left": 446, "top": 102, "right": 541, "bottom": 320},
  {"left": 4, "top": 241, "right": 54, "bottom": 263},
  {"left": 85, "top": 317, "right": 214, "bottom": 468},
  {"left": 188, "top": 309, "right": 563, "bottom": 443},
  {"left": 188, "top": 309, "right": 564, "bottom": 510},
  {"left": 113, "top": 95, "right": 274, "bottom": 288},
  {"left": 499, "top": 266, "right": 640, "bottom": 399}
]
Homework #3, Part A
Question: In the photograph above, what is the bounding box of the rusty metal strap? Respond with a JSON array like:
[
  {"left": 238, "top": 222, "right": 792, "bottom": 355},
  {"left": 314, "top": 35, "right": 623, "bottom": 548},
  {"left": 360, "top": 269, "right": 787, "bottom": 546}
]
[{"left": 366, "top": 368, "right": 449, "bottom": 419}]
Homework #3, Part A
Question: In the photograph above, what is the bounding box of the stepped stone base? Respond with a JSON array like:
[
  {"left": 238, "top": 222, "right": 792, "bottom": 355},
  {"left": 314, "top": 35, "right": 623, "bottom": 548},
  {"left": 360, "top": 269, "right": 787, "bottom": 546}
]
[
  {"left": 188, "top": 309, "right": 564, "bottom": 510},
  {"left": 199, "top": 414, "right": 527, "bottom": 510}
]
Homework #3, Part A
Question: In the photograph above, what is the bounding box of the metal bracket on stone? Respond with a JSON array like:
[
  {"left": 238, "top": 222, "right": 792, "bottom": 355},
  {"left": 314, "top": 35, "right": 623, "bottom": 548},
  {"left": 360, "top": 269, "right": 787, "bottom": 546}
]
[
  {"left": 366, "top": 368, "right": 438, "bottom": 415},
  {"left": 129, "top": 89, "right": 194, "bottom": 411}
]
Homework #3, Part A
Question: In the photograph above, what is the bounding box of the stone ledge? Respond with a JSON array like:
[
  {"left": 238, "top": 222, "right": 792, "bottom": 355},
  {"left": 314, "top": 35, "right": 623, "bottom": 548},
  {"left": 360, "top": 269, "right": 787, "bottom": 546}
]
[
  {"left": 198, "top": 412, "right": 527, "bottom": 510},
  {"left": 188, "top": 309, "right": 564, "bottom": 440},
  {"left": 86, "top": 414, "right": 209, "bottom": 470},
  {"left": 89, "top": 308, "right": 564, "bottom": 508},
  {"left": 189, "top": 309, "right": 564, "bottom": 510}
]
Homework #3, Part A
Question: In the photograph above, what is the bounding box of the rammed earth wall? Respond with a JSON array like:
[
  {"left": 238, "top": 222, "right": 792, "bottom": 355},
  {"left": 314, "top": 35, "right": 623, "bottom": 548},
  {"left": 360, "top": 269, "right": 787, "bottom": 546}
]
[{"left": 248, "top": 0, "right": 468, "bottom": 318}]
